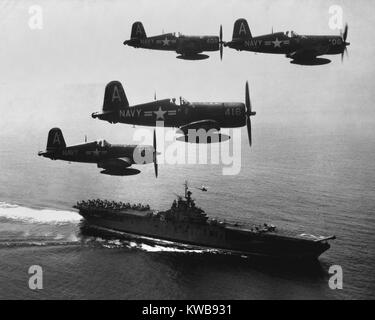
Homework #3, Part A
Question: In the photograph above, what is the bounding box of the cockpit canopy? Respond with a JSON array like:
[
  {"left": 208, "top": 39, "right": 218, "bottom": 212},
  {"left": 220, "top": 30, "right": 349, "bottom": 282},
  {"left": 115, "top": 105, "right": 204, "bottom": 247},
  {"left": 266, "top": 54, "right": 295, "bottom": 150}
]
[
  {"left": 97, "top": 139, "right": 110, "bottom": 148},
  {"left": 285, "top": 30, "right": 299, "bottom": 38},
  {"left": 179, "top": 97, "right": 190, "bottom": 105},
  {"left": 170, "top": 97, "right": 190, "bottom": 106}
]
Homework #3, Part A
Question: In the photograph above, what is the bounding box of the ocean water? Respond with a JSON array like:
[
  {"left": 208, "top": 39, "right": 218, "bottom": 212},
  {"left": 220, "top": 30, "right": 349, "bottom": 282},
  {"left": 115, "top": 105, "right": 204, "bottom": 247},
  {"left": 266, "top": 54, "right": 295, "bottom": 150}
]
[
  {"left": 1, "top": 0, "right": 375, "bottom": 299},
  {"left": 0, "top": 120, "right": 374, "bottom": 299}
]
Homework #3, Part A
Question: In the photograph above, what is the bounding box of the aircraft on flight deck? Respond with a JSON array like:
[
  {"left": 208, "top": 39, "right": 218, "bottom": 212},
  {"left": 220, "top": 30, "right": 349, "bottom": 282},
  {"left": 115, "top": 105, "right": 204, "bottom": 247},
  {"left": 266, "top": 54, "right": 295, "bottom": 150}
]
[
  {"left": 91, "top": 80, "right": 256, "bottom": 147},
  {"left": 123, "top": 21, "right": 224, "bottom": 60},
  {"left": 225, "top": 18, "right": 350, "bottom": 65},
  {"left": 38, "top": 128, "right": 158, "bottom": 177}
]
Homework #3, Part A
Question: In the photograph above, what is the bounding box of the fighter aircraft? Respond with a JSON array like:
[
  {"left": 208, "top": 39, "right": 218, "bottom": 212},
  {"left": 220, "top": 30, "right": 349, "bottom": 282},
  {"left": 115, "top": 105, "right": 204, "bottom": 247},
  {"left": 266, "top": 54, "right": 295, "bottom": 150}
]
[
  {"left": 38, "top": 128, "right": 158, "bottom": 177},
  {"left": 196, "top": 185, "right": 208, "bottom": 192},
  {"left": 225, "top": 18, "right": 349, "bottom": 65},
  {"left": 92, "top": 80, "right": 256, "bottom": 146},
  {"left": 123, "top": 21, "right": 224, "bottom": 60}
]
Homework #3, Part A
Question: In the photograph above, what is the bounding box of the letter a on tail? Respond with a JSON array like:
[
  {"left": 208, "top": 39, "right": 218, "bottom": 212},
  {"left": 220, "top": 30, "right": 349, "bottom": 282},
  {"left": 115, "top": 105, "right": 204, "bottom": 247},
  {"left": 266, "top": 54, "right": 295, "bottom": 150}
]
[
  {"left": 103, "top": 81, "right": 129, "bottom": 112},
  {"left": 46, "top": 128, "right": 66, "bottom": 151},
  {"left": 232, "top": 18, "right": 252, "bottom": 40}
]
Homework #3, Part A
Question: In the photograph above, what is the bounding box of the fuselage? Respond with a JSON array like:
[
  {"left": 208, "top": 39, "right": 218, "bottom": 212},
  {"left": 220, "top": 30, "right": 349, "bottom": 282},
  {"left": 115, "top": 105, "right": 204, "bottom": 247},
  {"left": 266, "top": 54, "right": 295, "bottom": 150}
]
[
  {"left": 94, "top": 99, "right": 246, "bottom": 128},
  {"left": 41, "top": 142, "right": 153, "bottom": 164},
  {"left": 227, "top": 32, "right": 347, "bottom": 56},
  {"left": 126, "top": 33, "right": 219, "bottom": 54}
]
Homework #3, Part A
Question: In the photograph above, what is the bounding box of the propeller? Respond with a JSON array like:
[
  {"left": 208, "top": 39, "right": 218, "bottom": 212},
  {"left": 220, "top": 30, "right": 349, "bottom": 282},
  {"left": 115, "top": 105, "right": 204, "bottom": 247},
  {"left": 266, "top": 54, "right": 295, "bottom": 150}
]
[
  {"left": 341, "top": 23, "right": 349, "bottom": 62},
  {"left": 219, "top": 25, "right": 223, "bottom": 61},
  {"left": 154, "top": 91, "right": 157, "bottom": 101},
  {"left": 153, "top": 129, "right": 158, "bottom": 178},
  {"left": 245, "top": 81, "right": 256, "bottom": 147}
]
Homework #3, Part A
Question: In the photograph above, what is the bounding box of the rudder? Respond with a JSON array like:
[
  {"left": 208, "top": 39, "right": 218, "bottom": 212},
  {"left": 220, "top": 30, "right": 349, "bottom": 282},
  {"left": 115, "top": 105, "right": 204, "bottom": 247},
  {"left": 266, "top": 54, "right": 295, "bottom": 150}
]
[
  {"left": 47, "top": 128, "right": 66, "bottom": 151},
  {"left": 232, "top": 18, "right": 252, "bottom": 40},
  {"left": 103, "top": 81, "right": 129, "bottom": 112},
  {"left": 131, "top": 21, "right": 146, "bottom": 39}
]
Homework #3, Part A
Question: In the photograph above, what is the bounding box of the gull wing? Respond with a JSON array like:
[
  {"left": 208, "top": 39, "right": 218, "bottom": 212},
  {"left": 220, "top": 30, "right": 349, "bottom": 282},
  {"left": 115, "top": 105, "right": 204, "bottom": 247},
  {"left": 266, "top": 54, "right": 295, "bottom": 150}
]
[{"left": 178, "top": 120, "right": 221, "bottom": 135}]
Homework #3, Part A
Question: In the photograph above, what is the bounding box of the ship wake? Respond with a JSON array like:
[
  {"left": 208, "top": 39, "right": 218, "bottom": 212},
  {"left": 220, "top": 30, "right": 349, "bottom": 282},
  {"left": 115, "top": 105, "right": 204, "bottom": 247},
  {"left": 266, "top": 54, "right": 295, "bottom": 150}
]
[{"left": 0, "top": 201, "right": 81, "bottom": 224}]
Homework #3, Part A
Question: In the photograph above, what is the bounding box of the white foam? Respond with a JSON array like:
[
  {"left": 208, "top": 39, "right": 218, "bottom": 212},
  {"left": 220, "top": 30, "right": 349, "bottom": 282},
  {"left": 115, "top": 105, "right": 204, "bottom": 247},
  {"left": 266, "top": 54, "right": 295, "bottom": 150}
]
[
  {"left": 0, "top": 202, "right": 81, "bottom": 224},
  {"left": 138, "top": 243, "right": 206, "bottom": 253}
]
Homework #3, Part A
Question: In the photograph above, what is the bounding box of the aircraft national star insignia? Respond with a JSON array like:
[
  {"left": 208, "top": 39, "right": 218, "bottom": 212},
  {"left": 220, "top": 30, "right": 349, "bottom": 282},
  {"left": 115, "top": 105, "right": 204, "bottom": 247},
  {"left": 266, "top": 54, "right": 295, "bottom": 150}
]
[
  {"left": 154, "top": 107, "right": 167, "bottom": 120},
  {"left": 272, "top": 38, "right": 282, "bottom": 48},
  {"left": 162, "top": 37, "right": 170, "bottom": 46}
]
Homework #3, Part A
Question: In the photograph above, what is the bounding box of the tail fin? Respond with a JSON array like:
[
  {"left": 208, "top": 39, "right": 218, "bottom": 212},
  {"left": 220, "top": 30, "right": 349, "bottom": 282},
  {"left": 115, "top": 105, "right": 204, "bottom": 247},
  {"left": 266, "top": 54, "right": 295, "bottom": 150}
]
[
  {"left": 103, "top": 81, "right": 129, "bottom": 112},
  {"left": 232, "top": 18, "right": 252, "bottom": 41},
  {"left": 131, "top": 21, "right": 146, "bottom": 39},
  {"left": 47, "top": 128, "right": 66, "bottom": 152}
]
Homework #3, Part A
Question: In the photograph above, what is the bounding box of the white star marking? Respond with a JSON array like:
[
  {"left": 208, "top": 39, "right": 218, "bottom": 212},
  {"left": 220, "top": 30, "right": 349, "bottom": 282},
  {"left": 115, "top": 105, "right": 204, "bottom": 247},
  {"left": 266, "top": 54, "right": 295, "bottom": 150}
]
[
  {"left": 272, "top": 38, "right": 282, "bottom": 48},
  {"left": 154, "top": 107, "right": 167, "bottom": 120},
  {"left": 162, "top": 37, "right": 170, "bottom": 46},
  {"left": 93, "top": 149, "right": 100, "bottom": 156}
]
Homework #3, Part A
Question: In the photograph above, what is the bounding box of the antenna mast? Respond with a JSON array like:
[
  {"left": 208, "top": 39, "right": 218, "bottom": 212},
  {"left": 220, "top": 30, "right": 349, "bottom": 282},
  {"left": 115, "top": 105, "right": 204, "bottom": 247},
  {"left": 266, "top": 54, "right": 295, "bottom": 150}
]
[{"left": 184, "top": 181, "right": 188, "bottom": 198}]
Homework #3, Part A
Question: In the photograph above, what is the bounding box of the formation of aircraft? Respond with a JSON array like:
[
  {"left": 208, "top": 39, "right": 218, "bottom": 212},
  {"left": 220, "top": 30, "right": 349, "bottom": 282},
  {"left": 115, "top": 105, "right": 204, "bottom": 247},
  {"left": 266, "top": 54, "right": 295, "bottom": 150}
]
[
  {"left": 92, "top": 80, "right": 256, "bottom": 146},
  {"left": 123, "top": 19, "right": 350, "bottom": 65},
  {"left": 225, "top": 18, "right": 350, "bottom": 65},
  {"left": 124, "top": 21, "right": 224, "bottom": 60},
  {"left": 39, "top": 17, "right": 350, "bottom": 177},
  {"left": 38, "top": 128, "right": 158, "bottom": 177}
]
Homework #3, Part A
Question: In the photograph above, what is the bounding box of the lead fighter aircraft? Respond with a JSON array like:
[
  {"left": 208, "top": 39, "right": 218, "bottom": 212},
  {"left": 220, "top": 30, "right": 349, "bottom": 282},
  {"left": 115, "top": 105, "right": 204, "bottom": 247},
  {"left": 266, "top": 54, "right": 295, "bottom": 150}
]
[
  {"left": 225, "top": 18, "right": 350, "bottom": 65},
  {"left": 123, "top": 21, "right": 224, "bottom": 60},
  {"left": 38, "top": 128, "right": 158, "bottom": 177},
  {"left": 92, "top": 81, "right": 256, "bottom": 146}
]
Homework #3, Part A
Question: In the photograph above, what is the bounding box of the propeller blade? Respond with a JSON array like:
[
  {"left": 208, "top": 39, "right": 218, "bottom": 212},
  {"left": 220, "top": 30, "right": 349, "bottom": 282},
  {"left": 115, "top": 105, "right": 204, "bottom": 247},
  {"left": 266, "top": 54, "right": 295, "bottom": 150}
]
[
  {"left": 343, "top": 23, "right": 348, "bottom": 42},
  {"left": 219, "top": 25, "right": 223, "bottom": 61},
  {"left": 247, "top": 116, "right": 252, "bottom": 147},
  {"left": 153, "top": 130, "right": 158, "bottom": 178},
  {"left": 154, "top": 91, "right": 157, "bottom": 101},
  {"left": 245, "top": 81, "right": 251, "bottom": 113},
  {"left": 341, "top": 45, "right": 349, "bottom": 63},
  {"left": 245, "top": 81, "right": 256, "bottom": 147}
]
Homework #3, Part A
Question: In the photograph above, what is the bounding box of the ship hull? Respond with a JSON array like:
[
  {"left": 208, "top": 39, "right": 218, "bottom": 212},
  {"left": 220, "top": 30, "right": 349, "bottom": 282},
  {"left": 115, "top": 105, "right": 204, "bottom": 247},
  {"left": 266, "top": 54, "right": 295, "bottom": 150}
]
[{"left": 79, "top": 210, "right": 330, "bottom": 260}]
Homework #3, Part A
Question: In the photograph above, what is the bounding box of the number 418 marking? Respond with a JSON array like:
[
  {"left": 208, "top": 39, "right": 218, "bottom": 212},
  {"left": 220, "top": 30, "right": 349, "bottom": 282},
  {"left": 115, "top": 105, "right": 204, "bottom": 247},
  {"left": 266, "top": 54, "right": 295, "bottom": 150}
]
[{"left": 225, "top": 108, "right": 241, "bottom": 116}]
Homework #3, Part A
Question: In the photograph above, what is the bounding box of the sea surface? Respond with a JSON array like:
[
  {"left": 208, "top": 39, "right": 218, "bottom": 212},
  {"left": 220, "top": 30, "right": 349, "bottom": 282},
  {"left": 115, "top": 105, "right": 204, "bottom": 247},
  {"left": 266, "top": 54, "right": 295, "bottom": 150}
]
[
  {"left": 0, "top": 120, "right": 374, "bottom": 300},
  {"left": 0, "top": 0, "right": 375, "bottom": 300}
]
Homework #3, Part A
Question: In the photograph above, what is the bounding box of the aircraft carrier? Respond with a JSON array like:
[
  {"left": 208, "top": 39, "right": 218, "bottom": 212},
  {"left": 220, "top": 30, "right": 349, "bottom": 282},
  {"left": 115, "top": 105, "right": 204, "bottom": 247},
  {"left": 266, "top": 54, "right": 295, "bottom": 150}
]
[{"left": 74, "top": 182, "right": 335, "bottom": 260}]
